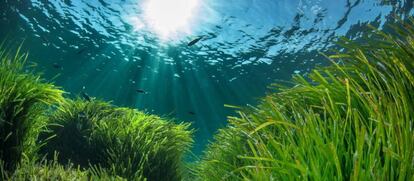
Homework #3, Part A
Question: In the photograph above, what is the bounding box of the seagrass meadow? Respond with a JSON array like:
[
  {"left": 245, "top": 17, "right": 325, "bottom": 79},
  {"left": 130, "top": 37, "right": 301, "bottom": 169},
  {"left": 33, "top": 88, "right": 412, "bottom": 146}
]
[
  {"left": 1, "top": 0, "right": 414, "bottom": 180},
  {"left": 0, "top": 44, "right": 193, "bottom": 180},
  {"left": 193, "top": 19, "right": 414, "bottom": 180},
  {"left": 0, "top": 19, "right": 413, "bottom": 180}
]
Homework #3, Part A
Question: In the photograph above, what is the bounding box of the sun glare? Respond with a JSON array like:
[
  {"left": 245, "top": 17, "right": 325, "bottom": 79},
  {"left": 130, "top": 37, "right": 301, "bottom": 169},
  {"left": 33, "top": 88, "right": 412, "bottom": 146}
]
[{"left": 141, "top": 0, "right": 200, "bottom": 40}]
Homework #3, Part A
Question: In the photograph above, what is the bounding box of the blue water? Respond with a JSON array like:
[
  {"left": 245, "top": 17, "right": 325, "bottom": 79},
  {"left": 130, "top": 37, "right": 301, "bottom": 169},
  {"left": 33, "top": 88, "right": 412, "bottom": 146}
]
[{"left": 0, "top": 0, "right": 413, "bottom": 154}]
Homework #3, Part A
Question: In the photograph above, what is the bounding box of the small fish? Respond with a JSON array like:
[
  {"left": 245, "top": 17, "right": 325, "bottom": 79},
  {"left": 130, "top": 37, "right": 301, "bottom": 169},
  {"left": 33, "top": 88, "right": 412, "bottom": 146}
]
[
  {"left": 40, "top": 36, "right": 50, "bottom": 46},
  {"left": 52, "top": 63, "right": 63, "bottom": 70},
  {"left": 188, "top": 111, "right": 196, "bottom": 115},
  {"left": 187, "top": 36, "right": 204, "bottom": 46},
  {"left": 76, "top": 48, "right": 87, "bottom": 55},
  {"left": 135, "top": 89, "right": 147, "bottom": 94},
  {"left": 81, "top": 92, "right": 91, "bottom": 102},
  {"left": 78, "top": 111, "right": 86, "bottom": 118}
]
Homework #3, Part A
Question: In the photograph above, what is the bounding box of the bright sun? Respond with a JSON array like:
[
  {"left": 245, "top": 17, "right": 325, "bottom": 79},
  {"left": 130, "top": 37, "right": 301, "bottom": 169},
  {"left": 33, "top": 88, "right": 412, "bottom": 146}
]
[{"left": 141, "top": 0, "right": 200, "bottom": 39}]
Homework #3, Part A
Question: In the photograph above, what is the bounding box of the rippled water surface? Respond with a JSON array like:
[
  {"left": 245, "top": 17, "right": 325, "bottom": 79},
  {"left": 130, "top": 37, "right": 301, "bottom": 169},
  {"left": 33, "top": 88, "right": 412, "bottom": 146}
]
[{"left": 0, "top": 0, "right": 413, "bottom": 153}]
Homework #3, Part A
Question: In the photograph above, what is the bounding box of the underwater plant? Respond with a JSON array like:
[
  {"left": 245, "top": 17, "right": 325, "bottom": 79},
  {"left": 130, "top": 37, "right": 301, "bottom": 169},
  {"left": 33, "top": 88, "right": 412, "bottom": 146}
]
[
  {"left": 195, "top": 19, "right": 414, "bottom": 180},
  {"left": 1, "top": 154, "right": 126, "bottom": 180},
  {"left": 0, "top": 45, "right": 64, "bottom": 173},
  {"left": 1, "top": 156, "right": 90, "bottom": 180},
  {"left": 39, "top": 99, "right": 193, "bottom": 180}
]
